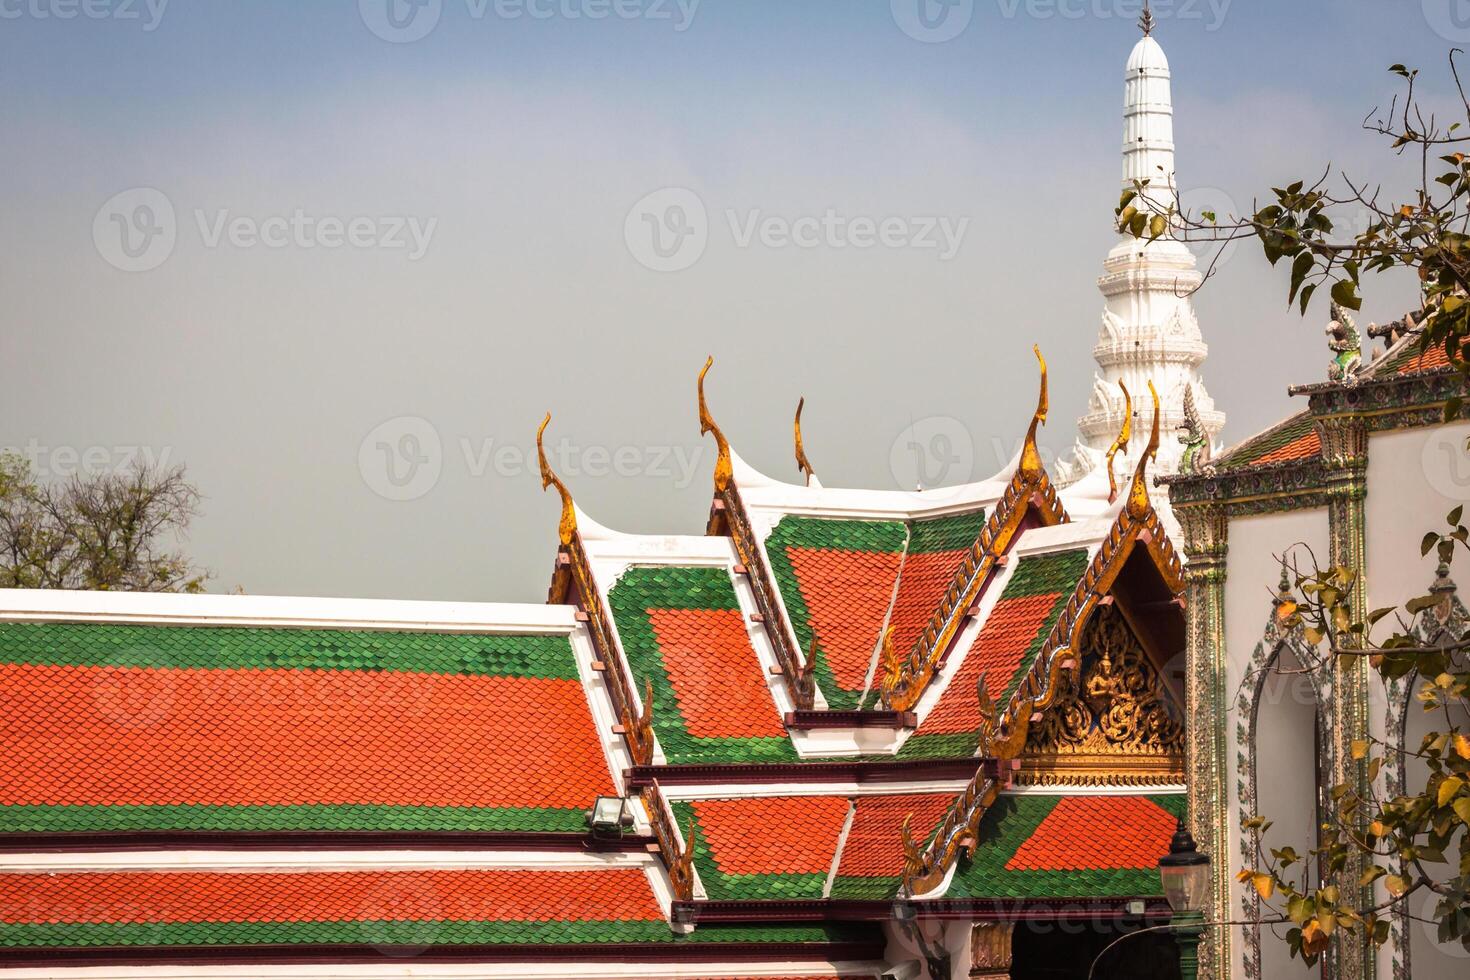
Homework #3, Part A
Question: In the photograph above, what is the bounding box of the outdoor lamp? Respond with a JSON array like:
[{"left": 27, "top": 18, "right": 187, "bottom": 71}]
[
  {"left": 1158, "top": 820, "right": 1210, "bottom": 980},
  {"left": 586, "top": 796, "right": 633, "bottom": 838}
]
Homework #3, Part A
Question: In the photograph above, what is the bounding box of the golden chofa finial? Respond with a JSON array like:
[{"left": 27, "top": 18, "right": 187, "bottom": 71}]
[
  {"left": 697, "top": 357, "right": 733, "bottom": 493},
  {"left": 536, "top": 413, "right": 578, "bottom": 546},
  {"left": 1019, "top": 346, "right": 1049, "bottom": 481},
  {"left": 1126, "top": 381, "right": 1161, "bottom": 520},
  {"left": 794, "top": 397, "right": 816, "bottom": 487},
  {"left": 1105, "top": 382, "right": 1133, "bottom": 504}
]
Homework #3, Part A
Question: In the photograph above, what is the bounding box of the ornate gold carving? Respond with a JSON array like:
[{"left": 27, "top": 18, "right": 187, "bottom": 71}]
[
  {"left": 1019, "top": 345, "right": 1049, "bottom": 481},
  {"left": 969, "top": 922, "right": 1015, "bottom": 977},
  {"left": 1126, "top": 380, "right": 1161, "bottom": 520},
  {"left": 675, "top": 814, "right": 698, "bottom": 899},
  {"left": 1105, "top": 381, "right": 1133, "bottom": 504},
  {"left": 1022, "top": 603, "right": 1184, "bottom": 777},
  {"left": 536, "top": 413, "right": 578, "bottom": 547},
  {"left": 641, "top": 784, "right": 696, "bottom": 901},
  {"left": 635, "top": 679, "right": 655, "bottom": 755},
  {"left": 900, "top": 812, "right": 924, "bottom": 884},
  {"left": 904, "top": 463, "right": 1186, "bottom": 895},
  {"left": 794, "top": 397, "right": 816, "bottom": 486},
  {"left": 697, "top": 357, "right": 733, "bottom": 493},
  {"left": 878, "top": 624, "right": 902, "bottom": 702},
  {"left": 975, "top": 670, "right": 998, "bottom": 757}
]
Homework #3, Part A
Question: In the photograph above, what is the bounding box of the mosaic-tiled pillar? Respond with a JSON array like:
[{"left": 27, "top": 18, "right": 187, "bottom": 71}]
[
  {"left": 1176, "top": 500, "right": 1229, "bottom": 980},
  {"left": 968, "top": 922, "right": 1014, "bottom": 979},
  {"left": 1319, "top": 415, "right": 1373, "bottom": 980}
]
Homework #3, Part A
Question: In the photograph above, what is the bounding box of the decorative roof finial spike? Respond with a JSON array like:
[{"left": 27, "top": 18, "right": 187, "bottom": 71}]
[
  {"left": 1105, "top": 382, "right": 1133, "bottom": 504},
  {"left": 1139, "top": 0, "right": 1155, "bottom": 36},
  {"left": 697, "top": 357, "right": 733, "bottom": 493},
  {"left": 536, "top": 413, "right": 578, "bottom": 547},
  {"left": 1125, "top": 381, "right": 1161, "bottom": 519},
  {"left": 794, "top": 397, "right": 817, "bottom": 487},
  {"left": 1019, "top": 346, "right": 1049, "bottom": 481}
]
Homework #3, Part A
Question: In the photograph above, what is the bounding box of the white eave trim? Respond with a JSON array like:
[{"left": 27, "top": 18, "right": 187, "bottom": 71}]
[{"left": 0, "top": 589, "right": 577, "bottom": 635}]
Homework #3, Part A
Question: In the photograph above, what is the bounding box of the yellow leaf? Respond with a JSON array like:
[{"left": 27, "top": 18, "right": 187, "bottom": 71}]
[
  {"left": 1444, "top": 295, "right": 1465, "bottom": 314},
  {"left": 1351, "top": 739, "right": 1369, "bottom": 760},
  {"left": 1455, "top": 733, "right": 1470, "bottom": 760},
  {"left": 1455, "top": 797, "right": 1470, "bottom": 826},
  {"left": 1277, "top": 599, "right": 1299, "bottom": 621},
  {"left": 1438, "top": 776, "right": 1464, "bottom": 807},
  {"left": 1252, "top": 873, "right": 1275, "bottom": 901},
  {"left": 1385, "top": 874, "right": 1410, "bottom": 898}
]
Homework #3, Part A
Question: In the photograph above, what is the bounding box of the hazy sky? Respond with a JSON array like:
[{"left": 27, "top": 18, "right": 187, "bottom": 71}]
[{"left": 0, "top": 0, "right": 1454, "bottom": 601}]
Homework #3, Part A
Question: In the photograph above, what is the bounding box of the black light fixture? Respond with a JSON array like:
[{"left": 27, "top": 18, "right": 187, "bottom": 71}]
[
  {"left": 586, "top": 796, "right": 633, "bottom": 838},
  {"left": 1158, "top": 819, "right": 1210, "bottom": 980}
]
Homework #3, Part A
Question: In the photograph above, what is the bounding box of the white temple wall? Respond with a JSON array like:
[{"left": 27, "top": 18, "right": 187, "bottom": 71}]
[
  {"left": 1223, "top": 507, "right": 1329, "bottom": 980},
  {"left": 1366, "top": 422, "right": 1470, "bottom": 980}
]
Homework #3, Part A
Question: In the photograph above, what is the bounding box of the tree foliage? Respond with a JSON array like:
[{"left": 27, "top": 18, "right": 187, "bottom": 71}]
[
  {"left": 0, "top": 453, "right": 207, "bottom": 593},
  {"left": 1117, "top": 52, "right": 1470, "bottom": 963}
]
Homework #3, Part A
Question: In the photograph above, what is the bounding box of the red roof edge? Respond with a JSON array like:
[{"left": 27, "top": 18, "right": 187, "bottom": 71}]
[{"left": 0, "top": 832, "right": 656, "bottom": 854}]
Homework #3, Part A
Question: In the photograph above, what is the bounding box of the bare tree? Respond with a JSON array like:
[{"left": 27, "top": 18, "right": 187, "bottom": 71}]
[{"left": 0, "top": 453, "right": 208, "bottom": 592}]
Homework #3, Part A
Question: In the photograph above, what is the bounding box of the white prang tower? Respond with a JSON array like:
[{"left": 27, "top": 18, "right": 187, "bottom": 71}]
[{"left": 1058, "top": 12, "right": 1225, "bottom": 483}]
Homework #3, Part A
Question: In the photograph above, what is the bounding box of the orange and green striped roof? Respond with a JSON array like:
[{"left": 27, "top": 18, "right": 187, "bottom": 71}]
[
  {"left": 1213, "top": 411, "right": 1321, "bottom": 472},
  {"left": 0, "top": 623, "right": 614, "bottom": 835},
  {"left": 0, "top": 867, "right": 869, "bottom": 950},
  {"left": 763, "top": 512, "right": 985, "bottom": 710},
  {"left": 901, "top": 548, "right": 1090, "bottom": 759},
  {"left": 672, "top": 792, "right": 955, "bottom": 902},
  {"left": 609, "top": 565, "right": 798, "bottom": 764},
  {"left": 948, "top": 793, "right": 1185, "bottom": 899}
]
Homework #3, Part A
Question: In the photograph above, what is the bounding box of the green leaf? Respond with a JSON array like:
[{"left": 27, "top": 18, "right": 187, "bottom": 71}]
[{"left": 1331, "top": 279, "right": 1362, "bottom": 311}]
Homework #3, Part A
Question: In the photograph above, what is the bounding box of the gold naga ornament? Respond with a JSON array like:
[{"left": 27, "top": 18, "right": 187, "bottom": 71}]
[
  {"left": 1126, "top": 380, "right": 1161, "bottom": 521},
  {"left": 536, "top": 413, "right": 578, "bottom": 547},
  {"left": 697, "top": 357, "right": 733, "bottom": 494},
  {"left": 1018, "top": 346, "right": 1048, "bottom": 482},
  {"left": 793, "top": 397, "right": 817, "bottom": 486},
  {"left": 1104, "top": 381, "right": 1132, "bottom": 504}
]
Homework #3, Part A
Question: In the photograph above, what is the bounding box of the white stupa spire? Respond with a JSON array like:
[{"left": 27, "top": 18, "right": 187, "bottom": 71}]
[{"left": 1057, "top": 18, "right": 1225, "bottom": 485}]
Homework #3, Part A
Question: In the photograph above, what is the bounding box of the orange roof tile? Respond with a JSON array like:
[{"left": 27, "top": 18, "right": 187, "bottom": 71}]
[
  {"left": 648, "top": 608, "right": 786, "bottom": 739},
  {"left": 788, "top": 547, "right": 902, "bottom": 690},
  {"left": 0, "top": 662, "right": 613, "bottom": 810},
  {"left": 921, "top": 592, "right": 1065, "bottom": 737},
  {"left": 1004, "top": 796, "right": 1178, "bottom": 872},
  {"left": 836, "top": 794, "right": 953, "bottom": 880},
  {"left": 887, "top": 550, "right": 972, "bottom": 658},
  {"left": 0, "top": 869, "right": 663, "bottom": 925},
  {"left": 1251, "top": 429, "right": 1321, "bottom": 466},
  {"left": 691, "top": 796, "right": 851, "bottom": 877}
]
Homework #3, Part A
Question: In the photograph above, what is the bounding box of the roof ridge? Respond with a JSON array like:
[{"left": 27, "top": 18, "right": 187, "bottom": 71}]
[{"left": 821, "top": 799, "right": 859, "bottom": 898}]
